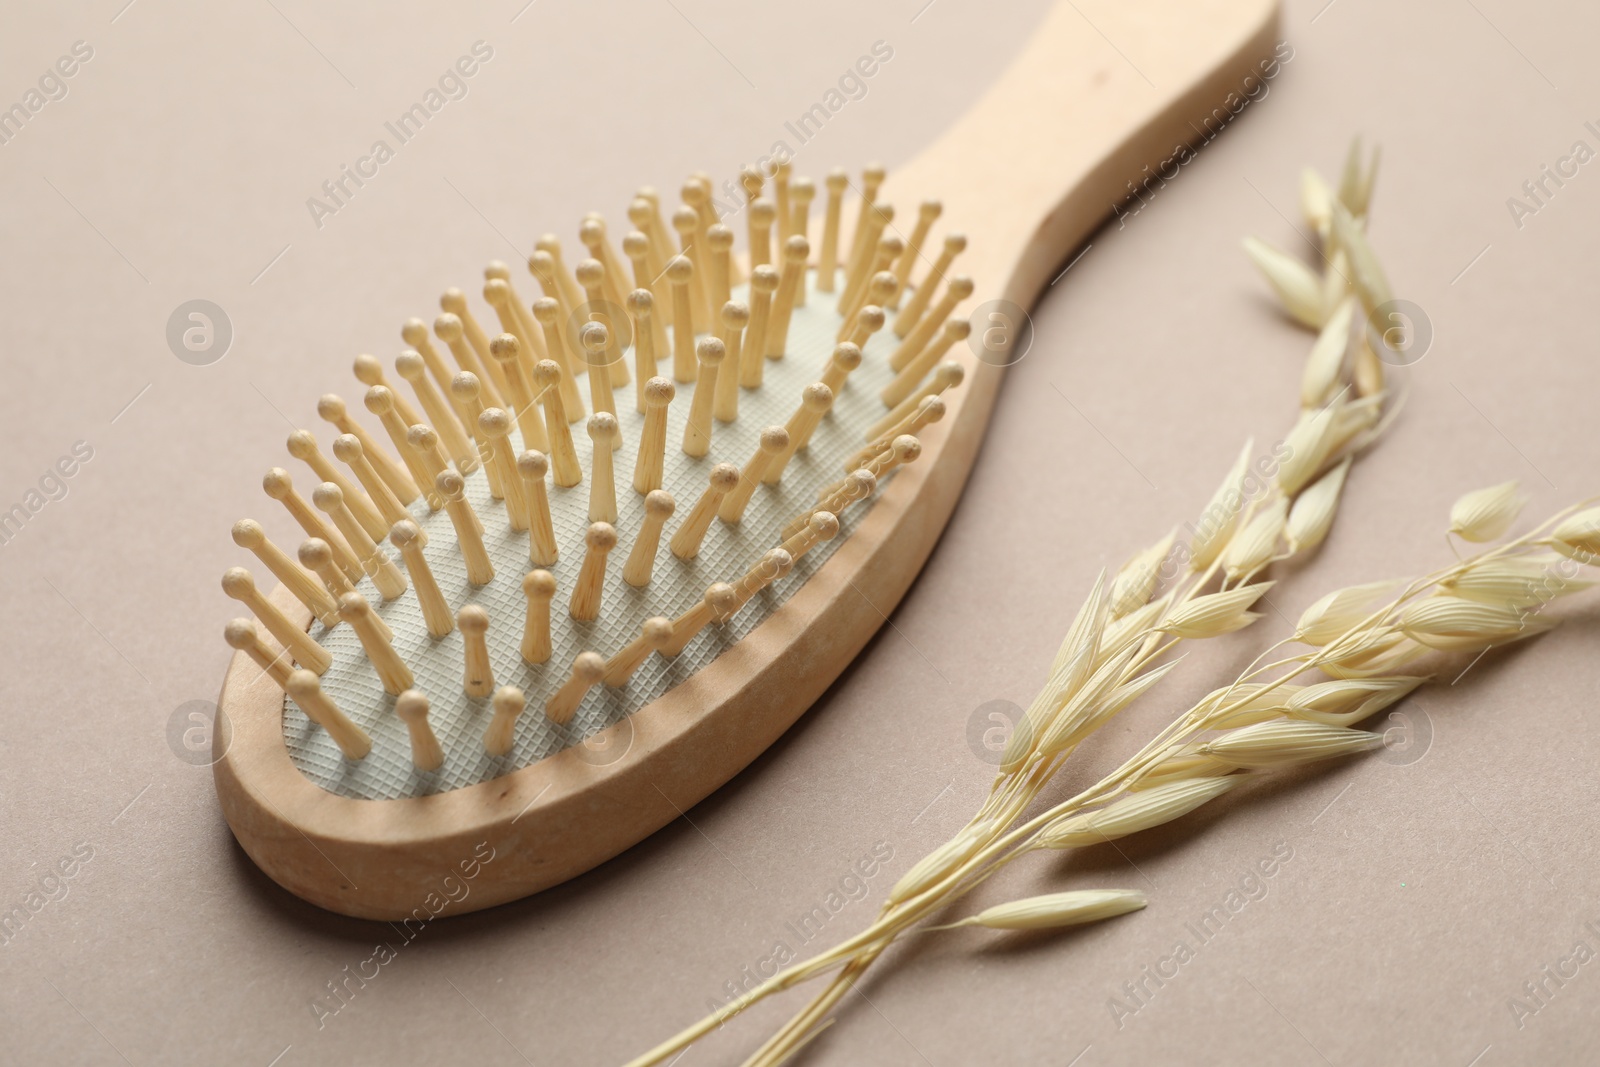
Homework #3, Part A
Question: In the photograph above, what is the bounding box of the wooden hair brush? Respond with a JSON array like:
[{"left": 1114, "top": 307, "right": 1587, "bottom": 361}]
[{"left": 213, "top": 0, "right": 1280, "bottom": 920}]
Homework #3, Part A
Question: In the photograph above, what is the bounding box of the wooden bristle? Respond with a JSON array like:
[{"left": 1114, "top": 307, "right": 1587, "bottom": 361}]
[
  {"left": 670, "top": 464, "right": 739, "bottom": 560},
  {"left": 265, "top": 467, "right": 364, "bottom": 584},
  {"left": 707, "top": 224, "right": 734, "bottom": 316},
  {"left": 841, "top": 203, "right": 893, "bottom": 311},
  {"left": 764, "top": 382, "right": 835, "bottom": 484},
  {"left": 488, "top": 332, "right": 550, "bottom": 454},
  {"left": 719, "top": 426, "right": 788, "bottom": 525},
  {"left": 395, "top": 689, "right": 444, "bottom": 771},
  {"left": 546, "top": 653, "right": 604, "bottom": 725},
  {"left": 820, "top": 342, "right": 863, "bottom": 397},
  {"left": 882, "top": 318, "right": 971, "bottom": 409},
  {"left": 436, "top": 470, "right": 494, "bottom": 585},
  {"left": 353, "top": 353, "right": 424, "bottom": 428},
  {"left": 318, "top": 393, "right": 419, "bottom": 504},
  {"left": 396, "top": 350, "right": 477, "bottom": 471},
  {"left": 224, "top": 617, "right": 293, "bottom": 688},
  {"left": 666, "top": 255, "right": 697, "bottom": 382},
  {"left": 587, "top": 414, "right": 620, "bottom": 524},
  {"left": 627, "top": 288, "right": 660, "bottom": 412},
  {"left": 633, "top": 376, "right": 674, "bottom": 494},
  {"left": 674, "top": 583, "right": 741, "bottom": 657},
  {"left": 713, "top": 301, "right": 749, "bottom": 424},
  {"left": 869, "top": 360, "right": 965, "bottom": 440},
  {"left": 817, "top": 168, "right": 849, "bottom": 293},
  {"left": 520, "top": 571, "right": 556, "bottom": 664},
  {"left": 748, "top": 198, "right": 776, "bottom": 271},
  {"left": 892, "top": 201, "right": 944, "bottom": 309},
  {"left": 778, "top": 510, "right": 840, "bottom": 562},
  {"left": 579, "top": 321, "right": 623, "bottom": 441},
  {"left": 452, "top": 373, "right": 504, "bottom": 499},
  {"left": 603, "top": 617, "right": 673, "bottom": 687},
  {"left": 296, "top": 538, "right": 361, "bottom": 627},
  {"left": 440, "top": 288, "right": 496, "bottom": 380},
  {"left": 765, "top": 236, "right": 811, "bottom": 358},
  {"left": 849, "top": 395, "right": 946, "bottom": 471},
  {"left": 232, "top": 518, "right": 339, "bottom": 629},
  {"left": 458, "top": 605, "right": 494, "bottom": 698},
  {"left": 672, "top": 206, "right": 710, "bottom": 332},
  {"left": 895, "top": 233, "right": 967, "bottom": 338},
  {"left": 890, "top": 274, "right": 974, "bottom": 373},
  {"left": 622, "top": 490, "right": 674, "bottom": 588},
  {"left": 569, "top": 522, "right": 617, "bottom": 621},
  {"left": 741, "top": 267, "right": 780, "bottom": 388},
  {"left": 390, "top": 519, "right": 453, "bottom": 639},
  {"left": 477, "top": 408, "right": 529, "bottom": 531},
  {"left": 486, "top": 685, "right": 526, "bottom": 755},
  {"left": 682, "top": 337, "right": 725, "bottom": 458},
  {"left": 338, "top": 591, "right": 411, "bottom": 693},
  {"left": 517, "top": 451, "right": 559, "bottom": 567},
  {"left": 435, "top": 310, "right": 507, "bottom": 410},
  {"left": 332, "top": 433, "right": 408, "bottom": 529},
  {"left": 790, "top": 178, "right": 817, "bottom": 280},
  {"left": 365, "top": 386, "right": 441, "bottom": 511},
  {"left": 772, "top": 160, "right": 793, "bottom": 245},
  {"left": 534, "top": 359, "right": 583, "bottom": 487},
  {"left": 402, "top": 317, "right": 479, "bottom": 436},
  {"left": 287, "top": 429, "right": 386, "bottom": 542},
  {"left": 287, "top": 669, "right": 372, "bottom": 760}
]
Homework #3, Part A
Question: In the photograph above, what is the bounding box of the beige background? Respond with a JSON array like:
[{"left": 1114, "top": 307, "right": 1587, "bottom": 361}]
[{"left": 3, "top": 0, "right": 1599, "bottom": 1063}]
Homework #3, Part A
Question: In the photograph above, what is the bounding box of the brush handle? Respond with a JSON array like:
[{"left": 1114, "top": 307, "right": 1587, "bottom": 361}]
[{"left": 897, "top": 0, "right": 1282, "bottom": 311}]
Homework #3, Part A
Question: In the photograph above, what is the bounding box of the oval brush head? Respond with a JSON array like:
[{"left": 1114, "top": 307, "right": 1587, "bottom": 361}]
[{"left": 216, "top": 166, "right": 969, "bottom": 917}]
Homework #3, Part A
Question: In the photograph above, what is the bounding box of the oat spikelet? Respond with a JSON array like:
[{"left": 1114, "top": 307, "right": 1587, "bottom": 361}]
[
  {"left": 1199, "top": 720, "right": 1381, "bottom": 769},
  {"left": 1300, "top": 167, "right": 1333, "bottom": 238},
  {"left": 1399, "top": 595, "right": 1554, "bottom": 649},
  {"left": 1276, "top": 405, "right": 1339, "bottom": 496},
  {"left": 888, "top": 823, "right": 993, "bottom": 905},
  {"left": 1301, "top": 299, "right": 1354, "bottom": 409},
  {"left": 1195, "top": 681, "right": 1300, "bottom": 729},
  {"left": 1286, "top": 457, "right": 1351, "bottom": 554},
  {"left": 1285, "top": 675, "right": 1426, "bottom": 727},
  {"left": 1222, "top": 498, "right": 1288, "bottom": 583},
  {"left": 1130, "top": 742, "right": 1236, "bottom": 789},
  {"left": 1337, "top": 138, "right": 1380, "bottom": 219},
  {"left": 1321, "top": 632, "right": 1431, "bottom": 678},
  {"left": 1352, "top": 332, "right": 1385, "bottom": 397},
  {"left": 1242, "top": 237, "right": 1324, "bottom": 329},
  {"left": 1321, "top": 248, "right": 1352, "bottom": 323},
  {"left": 1159, "top": 582, "right": 1273, "bottom": 639},
  {"left": 1097, "top": 599, "right": 1167, "bottom": 669},
  {"left": 1449, "top": 481, "right": 1527, "bottom": 542},
  {"left": 1330, "top": 200, "right": 1391, "bottom": 313},
  {"left": 1036, "top": 645, "right": 1142, "bottom": 758},
  {"left": 939, "top": 889, "right": 1147, "bottom": 932},
  {"left": 1190, "top": 440, "right": 1255, "bottom": 570},
  {"left": 1550, "top": 508, "right": 1600, "bottom": 563},
  {"left": 1040, "top": 776, "right": 1240, "bottom": 849},
  {"left": 1294, "top": 579, "right": 1399, "bottom": 645},
  {"left": 1441, "top": 555, "right": 1594, "bottom": 607},
  {"left": 1110, "top": 532, "right": 1175, "bottom": 619}
]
